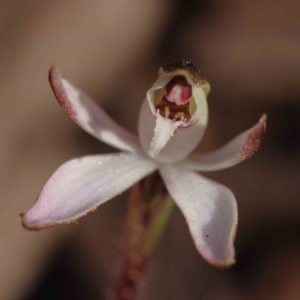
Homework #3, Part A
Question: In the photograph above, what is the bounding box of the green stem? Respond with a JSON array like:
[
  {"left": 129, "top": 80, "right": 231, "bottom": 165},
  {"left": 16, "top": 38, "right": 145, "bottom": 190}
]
[{"left": 142, "top": 195, "right": 174, "bottom": 258}]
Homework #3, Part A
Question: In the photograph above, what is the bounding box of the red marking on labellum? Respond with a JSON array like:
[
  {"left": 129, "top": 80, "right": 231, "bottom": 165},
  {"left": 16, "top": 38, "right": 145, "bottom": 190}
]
[
  {"left": 236, "top": 114, "right": 267, "bottom": 163},
  {"left": 48, "top": 65, "right": 78, "bottom": 123},
  {"left": 165, "top": 76, "right": 192, "bottom": 105},
  {"left": 155, "top": 76, "right": 193, "bottom": 122}
]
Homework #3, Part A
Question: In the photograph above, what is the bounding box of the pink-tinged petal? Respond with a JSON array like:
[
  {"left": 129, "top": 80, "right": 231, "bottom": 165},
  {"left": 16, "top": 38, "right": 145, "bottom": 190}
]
[
  {"left": 182, "top": 114, "right": 267, "bottom": 172},
  {"left": 49, "top": 66, "right": 141, "bottom": 153},
  {"left": 21, "top": 153, "right": 157, "bottom": 230},
  {"left": 159, "top": 164, "right": 238, "bottom": 267}
]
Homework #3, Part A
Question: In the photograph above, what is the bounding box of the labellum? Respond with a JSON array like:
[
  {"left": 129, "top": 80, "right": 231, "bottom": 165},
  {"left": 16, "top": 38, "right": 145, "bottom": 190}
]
[{"left": 138, "top": 61, "right": 210, "bottom": 163}]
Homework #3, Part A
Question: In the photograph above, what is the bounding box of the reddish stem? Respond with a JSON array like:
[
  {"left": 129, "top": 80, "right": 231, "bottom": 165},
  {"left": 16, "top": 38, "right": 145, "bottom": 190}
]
[{"left": 112, "top": 172, "right": 171, "bottom": 300}]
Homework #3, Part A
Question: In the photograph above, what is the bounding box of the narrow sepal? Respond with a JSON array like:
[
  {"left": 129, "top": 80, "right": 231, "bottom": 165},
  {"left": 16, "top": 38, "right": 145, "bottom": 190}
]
[
  {"left": 182, "top": 114, "right": 267, "bottom": 171},
  {"left": 49, "top": 66, "right": 141, "bottom": 153}
]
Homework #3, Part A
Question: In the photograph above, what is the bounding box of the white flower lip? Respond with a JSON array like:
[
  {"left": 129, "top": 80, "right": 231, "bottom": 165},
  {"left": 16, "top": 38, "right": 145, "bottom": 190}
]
[
  {"left": 139, "top": 61, "right": 210, "bottom": 162},
  {"left": 21, "top": 64, "right": 266, "bottom": 267}
]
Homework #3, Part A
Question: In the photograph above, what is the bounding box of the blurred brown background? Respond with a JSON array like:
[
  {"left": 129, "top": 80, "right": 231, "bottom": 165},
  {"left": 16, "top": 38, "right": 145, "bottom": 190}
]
[{"left": 1, "top": 0, "right": 300, "bottom": 299}]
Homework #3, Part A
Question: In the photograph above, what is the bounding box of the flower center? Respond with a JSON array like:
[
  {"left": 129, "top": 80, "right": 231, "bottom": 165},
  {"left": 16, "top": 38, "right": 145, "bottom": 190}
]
[
  {"left": 165, "top": 76, "right": 192, "bottom": 105},
  {"left": 155, "top": 76, "right": 193, "bottom": 122}
]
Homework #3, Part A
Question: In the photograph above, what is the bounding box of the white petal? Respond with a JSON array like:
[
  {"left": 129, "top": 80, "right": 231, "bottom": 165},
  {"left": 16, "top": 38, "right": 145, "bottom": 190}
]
[
  {"left": 21, "top": 153, "right": 157, "bottom": 230},
  {"left": 159, "top": 164, "right": 237, "bottom": 267},
  {"left": 49, "top": 66, "right": 141, "bottom": 153},
  {"left": 182, "top": 114, "right": 267, "bottom": 171}
]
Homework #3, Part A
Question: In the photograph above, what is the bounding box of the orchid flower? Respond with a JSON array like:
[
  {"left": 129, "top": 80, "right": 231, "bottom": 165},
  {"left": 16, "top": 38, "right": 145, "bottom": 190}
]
[{"left": 21, "top": 62, "right": 266, "bottom": 267}]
